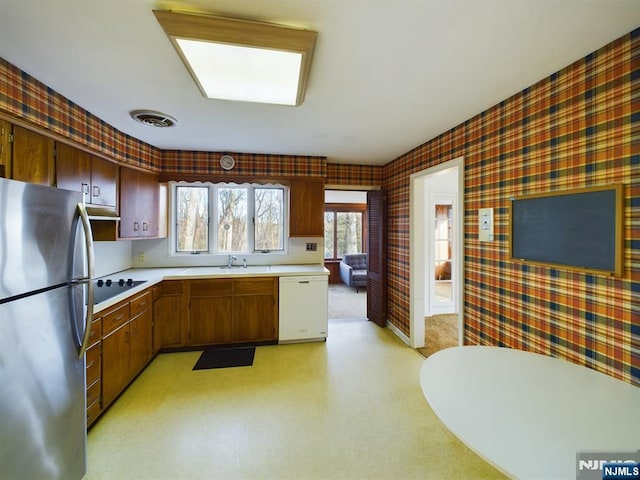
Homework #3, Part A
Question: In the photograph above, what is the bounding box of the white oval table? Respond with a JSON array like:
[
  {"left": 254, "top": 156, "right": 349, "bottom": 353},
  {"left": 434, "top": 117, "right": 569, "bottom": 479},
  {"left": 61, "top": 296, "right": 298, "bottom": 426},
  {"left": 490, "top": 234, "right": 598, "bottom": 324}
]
[{"left": 419, "top": 346, "right": 640, "bottom": 480}]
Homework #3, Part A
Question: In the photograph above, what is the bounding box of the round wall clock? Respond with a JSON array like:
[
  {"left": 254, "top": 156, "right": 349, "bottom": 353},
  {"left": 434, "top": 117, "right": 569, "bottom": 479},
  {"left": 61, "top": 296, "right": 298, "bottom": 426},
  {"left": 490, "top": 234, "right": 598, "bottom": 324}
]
[{"left": 219, "top": 155, "right": 235, "bottom": 170}]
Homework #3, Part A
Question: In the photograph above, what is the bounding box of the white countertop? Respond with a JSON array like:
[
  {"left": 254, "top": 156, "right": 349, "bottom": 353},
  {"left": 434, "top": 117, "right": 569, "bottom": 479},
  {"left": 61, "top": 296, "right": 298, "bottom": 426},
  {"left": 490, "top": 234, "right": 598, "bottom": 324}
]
[
  {"left": 93, "top": 265, "right": 329, "bottom": 313},
  {"left": 419, "top": 346, "right": 640, "bottom": 480}
]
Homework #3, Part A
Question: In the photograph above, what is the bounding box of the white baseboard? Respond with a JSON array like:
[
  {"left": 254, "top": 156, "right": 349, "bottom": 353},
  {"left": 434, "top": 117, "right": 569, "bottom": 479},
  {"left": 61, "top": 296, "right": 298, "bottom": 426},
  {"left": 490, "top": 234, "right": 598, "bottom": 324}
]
[{"left": 386, "top": 320, "right": 411, "bottom": 346}]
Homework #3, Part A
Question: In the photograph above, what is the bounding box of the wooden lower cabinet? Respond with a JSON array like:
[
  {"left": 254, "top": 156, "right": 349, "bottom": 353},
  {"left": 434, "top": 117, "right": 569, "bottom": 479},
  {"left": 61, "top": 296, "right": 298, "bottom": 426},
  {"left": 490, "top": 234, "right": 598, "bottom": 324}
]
[
  {"left": 101, "top": 289, "right": 153, "bottom": 409},
  {"left": 152, "top": 280, "right": 186, "bottom": 351},
  {"left": 233, "top": 278, "right": 278, "bottom": 342},
  {"left": 151, "top": 277, "right": 279, "bottom": 351},
  {"left": 85, "top": 314, "right": 102, "bottom": 428},
  {"left": 129, "top": 306, "right": 152, "bottom": 375},
  {"left": 187, "top": 277, "right": 278, "bottom": 346},
  {"left": 189, "top": 279, "right": 233, "bottom": 345},
  {"left": 102, "top": 322, "right": 130, "bottom": 407},
  {"left": 129, "top": 290, "right": 152, "bottom": 373}
]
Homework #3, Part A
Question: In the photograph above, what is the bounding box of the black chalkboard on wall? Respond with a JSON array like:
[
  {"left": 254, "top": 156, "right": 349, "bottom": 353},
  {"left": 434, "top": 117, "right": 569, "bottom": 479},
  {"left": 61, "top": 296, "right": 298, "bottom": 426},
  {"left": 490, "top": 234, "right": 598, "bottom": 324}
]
[{"left": 509, "top": 184, "right": 624, "bottom": 276}]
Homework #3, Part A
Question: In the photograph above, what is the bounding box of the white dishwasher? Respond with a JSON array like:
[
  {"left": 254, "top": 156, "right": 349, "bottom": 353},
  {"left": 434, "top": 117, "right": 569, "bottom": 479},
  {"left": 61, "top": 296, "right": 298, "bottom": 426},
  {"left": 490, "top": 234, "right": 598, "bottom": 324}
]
[{"left": 279, "top": 276, "right": 328, "bottom": 343}]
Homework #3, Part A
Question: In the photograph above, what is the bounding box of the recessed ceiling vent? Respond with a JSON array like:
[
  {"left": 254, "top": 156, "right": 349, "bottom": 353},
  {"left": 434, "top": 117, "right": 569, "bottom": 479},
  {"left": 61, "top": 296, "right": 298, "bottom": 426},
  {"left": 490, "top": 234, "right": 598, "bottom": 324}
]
[{"left": 130, "top": 110, "right": 177, "bottom": 128}]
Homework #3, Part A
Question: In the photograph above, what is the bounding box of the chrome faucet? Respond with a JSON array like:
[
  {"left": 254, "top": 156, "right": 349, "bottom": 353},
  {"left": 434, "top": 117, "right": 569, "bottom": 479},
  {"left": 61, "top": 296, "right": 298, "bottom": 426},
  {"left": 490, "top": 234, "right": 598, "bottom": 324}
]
[{"left": 227, "top": 255, "right": 236, "bottom": 268}]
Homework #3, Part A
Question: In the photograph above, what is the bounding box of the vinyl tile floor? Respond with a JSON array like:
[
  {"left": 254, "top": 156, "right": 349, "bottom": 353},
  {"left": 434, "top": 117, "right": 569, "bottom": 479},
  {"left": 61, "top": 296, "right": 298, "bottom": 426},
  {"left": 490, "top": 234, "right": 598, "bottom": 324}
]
[{"left": 86, "top": 318, "right": 506, "bottom": 480}]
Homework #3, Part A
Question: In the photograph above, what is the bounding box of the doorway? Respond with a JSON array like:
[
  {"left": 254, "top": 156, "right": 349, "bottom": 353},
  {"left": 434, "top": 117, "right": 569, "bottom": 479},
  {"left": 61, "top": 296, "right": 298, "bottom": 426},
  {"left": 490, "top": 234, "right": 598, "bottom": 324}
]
[
  {"left": 409, "top": 157, "right": 464, "bottom": 350},
  {"left": 325, "top": 189, "right": 369, "bottom": 321}
]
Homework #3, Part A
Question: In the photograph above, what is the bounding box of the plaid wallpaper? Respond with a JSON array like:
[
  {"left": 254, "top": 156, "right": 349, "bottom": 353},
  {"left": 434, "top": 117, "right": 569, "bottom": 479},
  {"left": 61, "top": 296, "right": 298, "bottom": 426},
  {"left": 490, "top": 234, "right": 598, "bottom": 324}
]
[
  {"left": 1, "top": 58, "right": 381, "bottom": 181},
  {"left": 161, "top": 150, "right": 326, "bottom": 178},
  {"left": 383, "top": 28, "right": 639, "bottom": 386},
  {"left": 0, "top": 58, "right": 161, "bottom": 170},
  {"left": 325, "top": 162, "right": 383, "bottom": 186}
]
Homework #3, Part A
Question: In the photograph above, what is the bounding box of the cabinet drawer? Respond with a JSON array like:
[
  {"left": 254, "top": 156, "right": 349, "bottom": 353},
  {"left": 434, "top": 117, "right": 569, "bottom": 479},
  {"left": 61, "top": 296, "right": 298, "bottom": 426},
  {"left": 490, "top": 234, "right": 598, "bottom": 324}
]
[
  {"left": 86, "top": 344, "right": 101, "bottom": 385},
  {"left": 234, "top": 278, "right": 276, "bottom": 296},
  {"left": 190, "top": 279, "right": 233, "bottom": 297},
  {"left": 130, "top": 290, "right": 151, "bottom": 317},
  {"left": 102, "top": 303, "right": 130, "bottom": 336},
  {"left": 159, "top": 280, "right": 185, "bottom": 295},
  {"left": 86, "top": 379, "right": 101, "bottom": 407},
  {"left": 88, "top": 316, "right": 102, "bottom": 347},
  {"left": 87, "top": 397, "right": 101, "bottom": 426}
]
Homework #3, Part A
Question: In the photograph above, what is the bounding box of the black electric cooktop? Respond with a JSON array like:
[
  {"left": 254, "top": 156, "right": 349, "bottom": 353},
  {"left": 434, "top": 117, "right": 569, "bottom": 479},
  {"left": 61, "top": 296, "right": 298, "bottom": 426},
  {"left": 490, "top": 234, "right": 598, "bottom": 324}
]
[{"left": 92, "top": 278, "right": 146, "bottom": 305}]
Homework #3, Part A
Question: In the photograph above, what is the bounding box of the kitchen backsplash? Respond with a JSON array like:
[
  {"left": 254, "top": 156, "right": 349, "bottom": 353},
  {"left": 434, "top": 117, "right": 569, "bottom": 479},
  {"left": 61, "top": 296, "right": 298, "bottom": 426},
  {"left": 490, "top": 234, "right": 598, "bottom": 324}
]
[
  {"left": 94, "top": 241, "right": 133, "bottom": 278},
  {"left": 131, "top": 237, "right": 324, "bottom": 268}
]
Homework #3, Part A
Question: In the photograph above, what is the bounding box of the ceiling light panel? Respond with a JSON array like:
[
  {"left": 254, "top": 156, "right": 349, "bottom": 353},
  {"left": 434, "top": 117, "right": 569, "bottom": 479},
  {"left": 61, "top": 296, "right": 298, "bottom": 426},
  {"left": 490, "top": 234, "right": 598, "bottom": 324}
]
[{"left": 154, "top": 10, "right": 317, "bottom": 106}]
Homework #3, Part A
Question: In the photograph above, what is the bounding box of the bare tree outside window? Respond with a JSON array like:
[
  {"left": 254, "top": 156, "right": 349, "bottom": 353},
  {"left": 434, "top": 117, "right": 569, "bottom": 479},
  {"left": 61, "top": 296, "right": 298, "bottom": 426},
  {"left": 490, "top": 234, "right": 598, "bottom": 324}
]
[
  {"left": 217, "top": 188, "right": 248, "bottom": 252},
  {"left": 254, "top": 188, "right": 284, "bottom": 251},
  {"left": 337, "top": 212, "right": 362, "bottom": 257},
  {"left": 174, "top": 183, "right": 285, "bottom": 254},
  {"left": 176, "top": 186, "right": 209, "bottom": 252},
  {"left": 324, "top": 206, "right": 364, "bottom": 260}
]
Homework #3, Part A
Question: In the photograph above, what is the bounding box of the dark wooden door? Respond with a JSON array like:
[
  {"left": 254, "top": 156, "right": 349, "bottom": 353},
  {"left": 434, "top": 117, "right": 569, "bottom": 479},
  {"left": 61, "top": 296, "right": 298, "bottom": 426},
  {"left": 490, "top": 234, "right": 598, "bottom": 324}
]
[{"left": 367, "top": 190, "right": 387, "bottom": 327}]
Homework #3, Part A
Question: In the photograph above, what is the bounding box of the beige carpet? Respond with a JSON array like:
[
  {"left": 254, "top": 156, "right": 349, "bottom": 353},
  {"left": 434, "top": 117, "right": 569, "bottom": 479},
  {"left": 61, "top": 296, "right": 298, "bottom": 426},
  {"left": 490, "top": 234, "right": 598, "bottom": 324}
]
[
  {"left": 328, "top": 283, "right": 367, "bottom": 319},
  {"left": 418, "top": 314, "right": 459, "bottom": 358}
]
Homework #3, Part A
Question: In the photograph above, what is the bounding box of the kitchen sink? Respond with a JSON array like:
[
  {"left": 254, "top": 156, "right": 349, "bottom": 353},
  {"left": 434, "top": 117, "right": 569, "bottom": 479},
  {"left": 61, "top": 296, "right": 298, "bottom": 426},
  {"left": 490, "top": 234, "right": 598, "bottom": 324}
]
[{"left": 184, "top": 266, "right": 271, "bottom": 275}]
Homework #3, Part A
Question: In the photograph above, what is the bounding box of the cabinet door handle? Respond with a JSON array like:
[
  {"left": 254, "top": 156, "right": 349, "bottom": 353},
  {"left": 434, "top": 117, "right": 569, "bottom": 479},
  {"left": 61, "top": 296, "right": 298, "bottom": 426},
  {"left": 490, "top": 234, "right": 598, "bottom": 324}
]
[
  {"left": 142, "top": 222, "right": 148, "bottom": 231},
  {"left": 81, "top": 183, "right": 90, "bottom": 195},
  {"left": 134, "top": 222, "right": 140, "bottom": 231},
  {"left": 93, "top": 185, "right": 100, "bottom": 197}
]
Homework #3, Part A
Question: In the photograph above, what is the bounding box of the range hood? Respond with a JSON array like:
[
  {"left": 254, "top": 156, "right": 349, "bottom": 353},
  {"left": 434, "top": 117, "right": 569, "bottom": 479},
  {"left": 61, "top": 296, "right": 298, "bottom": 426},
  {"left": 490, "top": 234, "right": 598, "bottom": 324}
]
[{"left": 86, "top": 206, "right": 120, "bottom": 221}]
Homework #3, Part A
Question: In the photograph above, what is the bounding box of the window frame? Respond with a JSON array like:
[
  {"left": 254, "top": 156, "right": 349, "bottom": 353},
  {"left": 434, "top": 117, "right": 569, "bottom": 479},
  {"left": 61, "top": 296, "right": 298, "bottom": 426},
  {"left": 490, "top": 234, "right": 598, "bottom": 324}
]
[
  {"left": 169, "top": 181, "right": 288, "bottom": 256},
  {"left": 324, "top": 203, "right": 367, "bottom": 260}
]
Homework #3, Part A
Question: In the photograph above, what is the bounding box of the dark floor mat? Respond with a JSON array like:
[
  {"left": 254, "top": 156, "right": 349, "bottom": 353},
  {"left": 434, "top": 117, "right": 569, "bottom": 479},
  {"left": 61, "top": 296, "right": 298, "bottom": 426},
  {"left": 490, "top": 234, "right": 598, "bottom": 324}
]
[{"left": 192, "top": 347, "right": 255, "bottom": 370}]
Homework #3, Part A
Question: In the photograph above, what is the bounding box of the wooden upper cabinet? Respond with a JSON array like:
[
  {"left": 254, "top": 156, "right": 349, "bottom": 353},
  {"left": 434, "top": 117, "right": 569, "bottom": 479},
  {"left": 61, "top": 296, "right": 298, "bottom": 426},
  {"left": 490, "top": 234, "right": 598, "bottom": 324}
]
[
  {"left": 119, "top": 166, "right": 159, "bottom": 239},
  {"left": 289, "top": 179, "right": 324, "bottom": 237},
  {"left": 56, "top": 142, "right": 90, "bottom": 194},
  {"left": 56, "top": 143, "right": 117, "bottom": 208},
  {"left": 11, "top": 126, "right": 54, "bottom": 186},
  {"left": 0, "top": 119, "right": 12, "bottom": 178},
  {"left": 90, "top": 156, "right": 117, "bottom": 207}
]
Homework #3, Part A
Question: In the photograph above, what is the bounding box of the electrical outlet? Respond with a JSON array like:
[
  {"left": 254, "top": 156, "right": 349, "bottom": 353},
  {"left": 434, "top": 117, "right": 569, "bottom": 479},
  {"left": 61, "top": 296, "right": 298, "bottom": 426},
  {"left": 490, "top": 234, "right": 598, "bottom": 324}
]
[
  {"left": 305, "top": 242, "right": 317, "bottom": 251},
  {"left": 138, "top": 253, "right": 145, "bottom": 263}
]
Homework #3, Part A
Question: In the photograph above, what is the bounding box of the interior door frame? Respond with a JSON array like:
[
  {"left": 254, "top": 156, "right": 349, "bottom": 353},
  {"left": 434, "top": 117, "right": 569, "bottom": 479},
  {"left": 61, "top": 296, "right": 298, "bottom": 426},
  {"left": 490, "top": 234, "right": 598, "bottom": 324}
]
[{"left": 409, "top": 157, "right": 464, "bottom": 349}]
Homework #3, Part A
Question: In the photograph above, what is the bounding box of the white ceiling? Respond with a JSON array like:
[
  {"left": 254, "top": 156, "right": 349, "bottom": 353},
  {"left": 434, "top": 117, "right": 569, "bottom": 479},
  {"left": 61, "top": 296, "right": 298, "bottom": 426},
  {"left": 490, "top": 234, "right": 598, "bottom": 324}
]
[{"left": 0, "top": 1, "right": 638, "bottom": 166}]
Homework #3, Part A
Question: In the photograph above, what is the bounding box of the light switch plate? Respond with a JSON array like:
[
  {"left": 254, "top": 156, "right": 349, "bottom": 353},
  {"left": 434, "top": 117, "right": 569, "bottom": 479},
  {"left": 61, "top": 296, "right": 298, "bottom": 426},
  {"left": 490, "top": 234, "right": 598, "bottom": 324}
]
[{"left": 478, "top": 208, "right": 494, "bottom": 242}]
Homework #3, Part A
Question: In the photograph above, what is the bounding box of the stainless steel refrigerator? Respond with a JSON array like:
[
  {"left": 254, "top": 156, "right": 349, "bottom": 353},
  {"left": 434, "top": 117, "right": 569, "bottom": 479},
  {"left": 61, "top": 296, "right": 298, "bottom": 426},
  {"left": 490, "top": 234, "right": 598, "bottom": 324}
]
[{"left": 0, "top": 177, "right": 94, "bottom": 479}]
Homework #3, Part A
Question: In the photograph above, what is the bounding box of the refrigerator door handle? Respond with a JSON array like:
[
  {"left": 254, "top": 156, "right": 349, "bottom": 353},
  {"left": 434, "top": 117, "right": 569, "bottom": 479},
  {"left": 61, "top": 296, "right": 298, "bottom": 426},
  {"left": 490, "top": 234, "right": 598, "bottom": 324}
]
[{"left": 76, "top": 202, "right": 95, "bottom": 359}]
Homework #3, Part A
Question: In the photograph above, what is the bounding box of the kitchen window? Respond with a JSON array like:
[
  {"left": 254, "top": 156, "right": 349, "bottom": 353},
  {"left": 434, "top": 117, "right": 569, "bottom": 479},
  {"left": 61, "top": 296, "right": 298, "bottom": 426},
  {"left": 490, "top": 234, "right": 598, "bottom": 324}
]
[{"left": 172, "top": 182, "right": 287, "bottom": 254}]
